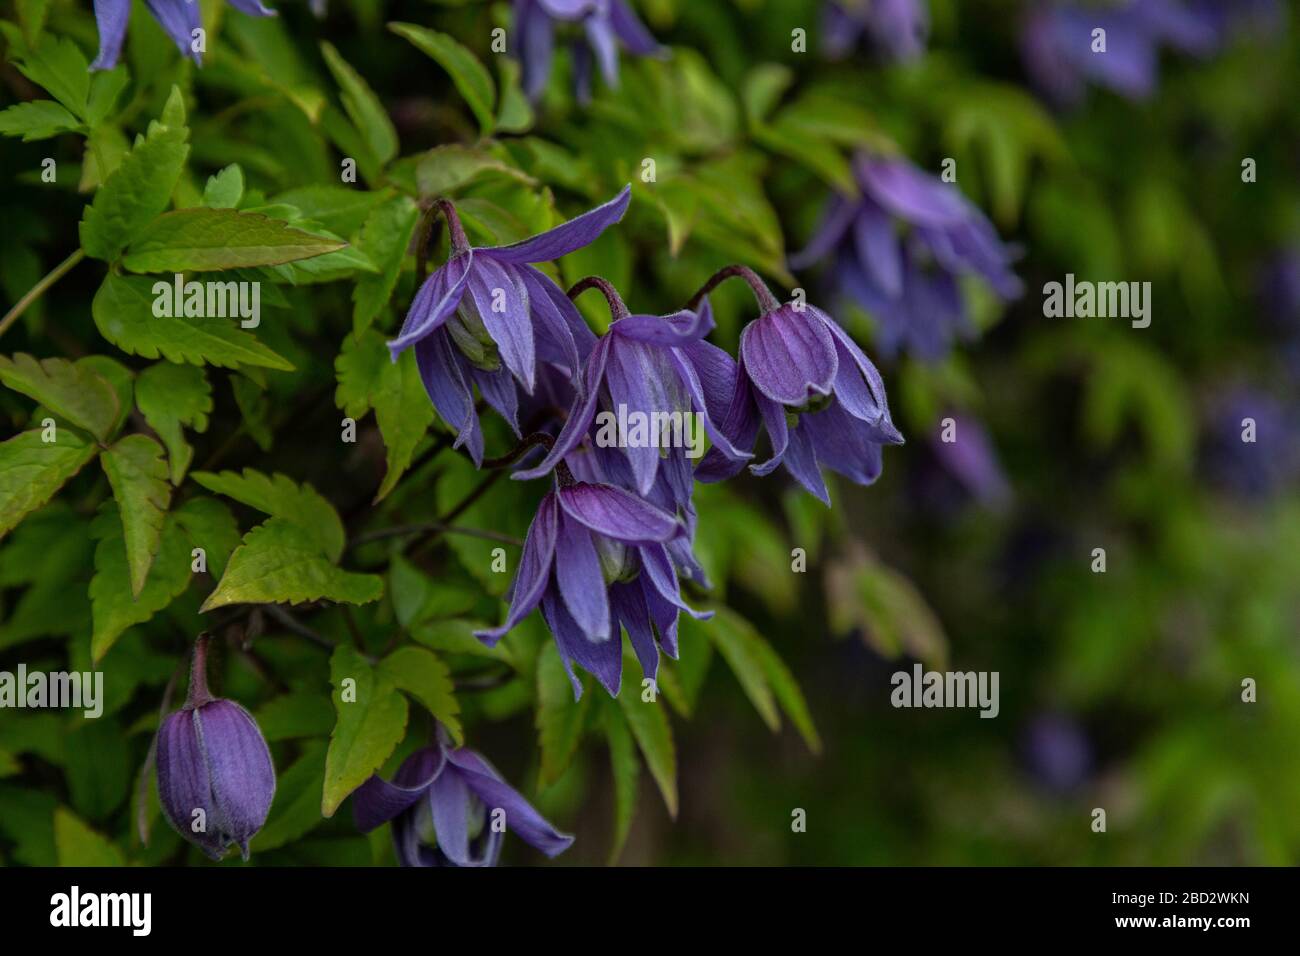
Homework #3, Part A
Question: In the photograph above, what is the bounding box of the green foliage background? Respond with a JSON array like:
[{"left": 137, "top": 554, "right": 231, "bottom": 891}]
[{"left": 0, "top": 0, "right": 1298, "bottom": 865}]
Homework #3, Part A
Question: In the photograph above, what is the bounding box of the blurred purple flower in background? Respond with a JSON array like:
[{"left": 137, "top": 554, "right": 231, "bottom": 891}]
[
  {"left": 91, "top": 0, "right": 276, "bottom": 70},
  {"left": 792, "top": 154, "right": 1022, "bottom": 361},
  {"left": 1258, "top": 248, "right": 1300, "bottom": 333},
  {"left": 823, "top": 0, "right": 929, "bottom": 62},
  {"left": 1202, "top": 387, "right": 1299, "bottom": 498},
  {"left": 156, "top": 636, "right": 275, "bottom": 860},
  {"left": 353, "top": 731, "right": 572, "bottom": 866},
  {"left": 387, "top": 188, "right": 628, "bottom": 466},
  {"left": 930, "top": 413, "right": 1011, "bottom": 510},
  {"left": 515, "top": 0, "right": 665, "bottom": 103},
  {"left": 1021, "top": 714, "right": 1092, "bottom": 792}
]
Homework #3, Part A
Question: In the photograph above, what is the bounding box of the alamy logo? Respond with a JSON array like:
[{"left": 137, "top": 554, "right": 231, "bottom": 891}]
[
  {"left": 890, "top": 664, "right": 1000, "bottom": 718},
  {"left": 50, "top": 886, "right": 151, "bottom": 936},
  {"left": 1042, "top": 273, "right": 1151, "bottom": 328},
  {"left": 0, "top": 665, "right": 103, "bottom": 718},
  {"left": 152, "top": 273, "right": 261, "bottom": 328},
  {"left": 593, "top": 404, "right": 705, "bottom": 458}
]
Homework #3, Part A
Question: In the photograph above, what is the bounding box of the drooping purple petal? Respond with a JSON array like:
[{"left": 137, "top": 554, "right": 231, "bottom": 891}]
[
  {"left": 144, "top": 0, "right": 203, "bottom": 62},
  {"left": 90, "top": 0, "right": 132, "bottom": 70},
  {"left": 475, "top": 492, "right": 560, "bottom": 644},
  {"left": 428, "top": 765, "right": 473, "bottom": 865},
  {"left": 388, "top": 252, "right": 474, "bottom": 354},
  {"left": 611, "top": 580, "right": 659, "bottom": 681},
  {"left": 739, "top": 305, "right": 839, "bottom": 406},
  {"left": 610, "top": 300, "right": 714, "bottom": 346},
  {"left": 780, "top": 419, "right": 831, "bottom": 506},
  {"left": 584, "top": 14, "right": 621, "bottom": 87},
  {"left": 513, "top": 336, "right": 611, "bottom": 482},
  {"left": 466, "top": 255, "right": 535, "bottom": 393},
  {"left": 858, "top": 156, "right": 971, "bottom": 228},
  {"left": 541, "top": 590, "right": 624, "bottom": 698},
  {"left": 749, "top": 390, "right": 791, "bottom": 477},
  {"left": 609, "top": 0, "right": 664, "bottom": 55},
  {"left": 802, "top": 401, "right": 886, "bottom": 485},
  {"left": 790, "top": 193, "right": 860, "bottom": 270},
  {"left": 557, "top": 481, "right": 680, "bottom": 544},
  {"left": 518, "top": 0, "right": 556, "bottom": 100},
  {"left": 481, "top": 185, "right": 631, "bottom": 264},
  {"left": 225, "top": 0, "right": 278, "bottom": 15},
  {"left": 554, "top": 511, "right": 611, "bottom": 640},
  {"left": 638, "top": 542, "right": 712, "bottom": 620},
  {"left": 352, "top": 746, "right": 446, "bottom": 833},
  {"left": 445, "top": 747, "right": 575, "bottom": 856},
  {"left": 519, "top": 265, "right": 591, "bottom": 377},
  {"left": 853, "top": 199, "right": 903, "bottom": 298},
  {"left": 471, "top": 365, "right": 521, "bottom": 436},
  {"left": 414, "top": 329, "right": 484, "bottom": 465}
]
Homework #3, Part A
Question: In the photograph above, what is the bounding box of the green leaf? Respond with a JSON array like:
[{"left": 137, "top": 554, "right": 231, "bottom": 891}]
[
  {"left": 0, "top": 352, "right": 121, "bottom": 442},
  {"left": 323, "top": 645, "right": 409, "bottom": 817},
  {"left": 89, "top": 506, "right": 191, "bottom": 663},
  {"left": 320, "top": 41, "right": 399, "bottom": 166},
  {"left": 749, "top": 630, "right": 822, "bottom": 754},
  {"left": 173, "top": 496, "right": 240, "bottom": 579},
  {"left": 378, "top": 646, "right": 462, "bottom": 745},
  {"left": 79, "top": 95, "right": 189, "bottom": 262},
  {"left": 0, "top": 429, "right": 98, "bottom": 540},
  {"left": 100, "top": 434, "right": 172, "bottom": 597},
  {"left": 134, "top": 362, "right": 211, "bottom": 484},
  {"left": 92, "top": 272, "right": 294, "bottom": 372},
  {"left": 603, "top": 699, "right": 639, "bottom": 864},
  {"left": 202, "top": 164, "right": 245, "bottom": 209},
  {"left": 616, "top": 686, "right": 677, "bottom": 818},
  {"left": 698, "top": 608, "right": 779, "bottom": 731},
  {"left": 255, "top": 692, "right": 335, "bottom": 742},
  {"left": 250, "top": 742, "right": 328, "bottom": 852},
  {"left": 0, "top": 25, "right": 89, "bottom": 119},
  {"left": 351, "top": 195, "right": 419, "bottom": 332},
  {"left": 121, "top": 208, "right": 347, "bottom": 273},
  {"left": 85, "top": 66, "right": 129, "bottom": 128},
  {"left": 536, "top": 643, "right": 590, "bottom": 787},
  {"left": 199, "top": 518, "right": 383, "bottom": 613},
  {"left": 53, "top": 807, "right": 124, "bottom": 867},
  {"left": 191, "top": 468, "right": 345, "bottom": 562},
  {"left": 390, "top": 23, "right": 496, "bottom": 135},
  {"left": 0, "top": 99, "right": 81, "bottom": 140}
]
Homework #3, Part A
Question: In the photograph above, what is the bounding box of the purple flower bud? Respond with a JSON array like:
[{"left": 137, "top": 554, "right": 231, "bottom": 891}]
[
  {"left": 155, "top": 636, "right": 276, "bottom": 861},
  {"left": 91, "top": 0, "right": 276, "bottom": 71}
]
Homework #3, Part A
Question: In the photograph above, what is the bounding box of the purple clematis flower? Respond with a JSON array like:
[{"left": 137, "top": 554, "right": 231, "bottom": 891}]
[
  {"left": 476, "top": 446, "right": 708, "bottom": 697},
  {"left": 155, "top": 635, "right": 275, "bottom": 861},
  {"left": 353, "top": 730, "right": 572, "bottom": 867},
  {"left": 689, "top": 266, "right": 903, "bottom": 507},
  {"left": 930, "top": 413, "right": 1011, "bottom": 509},
  {"left": 823, "top": 0, "right": 929, "bottom": 62},
  {"left": 1021, "top": 714, "right": 1092, "bottom": 793},
  {"left": 388, "top": 187, "right": 630, "bottom": 466},
  {"left": 792, "top": 154, "right": 1022, "bottom": 361},
  {"left": 515, "top": 279, "right": 751, "bottom": 496},
  {"left": 1020, "top": 0, "right": 1219, "bottom": 105},
  {"left": 515, "top": 0, "right": 665, "bottom": 103},
  {"left": 91, "top": 0, "right": 277, "bottom": 71}
]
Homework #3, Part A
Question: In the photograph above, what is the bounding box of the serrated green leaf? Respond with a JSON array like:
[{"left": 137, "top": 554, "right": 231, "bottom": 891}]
[
  {"left": 351, "top": 195, "right": 418, "bottom": 332},
  {"left": 0, "top": 26, "right": 89, "bottom": 119},
  {"left": 334, "top": 328, "right": 388, "bottom": 420},
  {"left": 135, "top": 362, "right": 211, "bottom": 485},
  {"left": 79, "top": 103, "right": 189, "bottom": 262},
  {"left": 85, "top": 66, "right": 129, "bottom": 128},
  {"left": 603, "top": 698, "right": 638, "bottom": 864},
  {"left": 0, "top": 99, "right": 81, "bottom": 141},
  {"left": 749, "top": 629, "right": 822, "bottom": 754},
  {"left": 92, "top": 272, "right": 294, "bottom": 372},
  {"left": 202, "top": 164, "right": 245, "bottom": 209},
  {"left": 53, "top": 807, "right": 124, "bottom": 867},
  {"left": 390, "top": 23, "right": 495, "bottom": 135},
  {"left": 378, "top": 646, "right": 462, "bottom": 745},
  {"left": 190, "top": 468, "right": 345, "bottom": 561},
  {"left": 616, "top": 688, "right": 676, "bottom": 818},
  {"left": 698, "top": 608, "right": 779, "bottom": 731},
  {"left": 100, "top": 434, "right": 171, "bottom": 597},
  {"left": 89, "top": 506, "right": 191, "bottom": 663},
  {"left": 0, "top": 352, "right": 121, "bottom": 442},
  {"left": 199, "top": 518, "right": 382, "bottom": 613},
  {"left": 173, "top": 495, "right": 240, "bottom": 579},
  {"left": 121, "top": 208, "right": 346, "bottom": 273},
  {"left": 323, "top": 645, "right": 408, "bottom": 817},
  {"left": 320, "top": 41, "right": 398, "bottom": 166},
  {"left": 536, "top": 643, "right": 590, "bottom": 787},
  {"left": 0, "top": 429, "right": 98, "bottom": 540}
]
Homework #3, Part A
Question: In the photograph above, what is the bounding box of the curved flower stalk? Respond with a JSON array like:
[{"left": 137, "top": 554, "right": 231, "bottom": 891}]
[
  {"left": 387, "top": 187, "right": 630, "bottom": 465},
  {"left": 353, "top": 729, "right": 572, "bottom": 866},
  {"left": 515, "top": 0, "right": 666, "bottom": 103},
  {"left": 823, "top": 0, "right": 929, "bottom": 62},
  {"left": 91, "top": 0, "right": 277, "bottom": 70},
  {"left": 476, "top": 436, "right": 707, "bottom": 697},
  {"left": 515, "top": 276, "right": 751, "bottom": 495},
  {"left": 689, "top": 266, "right": 903, "bottom": 507},
  {"left": 155, "top": 635, "right": 276, "bottom": 861},
  {"left": 792, "top": 154, "right": 1022, "bottom": 361}
]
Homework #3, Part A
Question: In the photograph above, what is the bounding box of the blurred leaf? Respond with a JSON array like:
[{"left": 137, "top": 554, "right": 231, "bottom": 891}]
[
  {"left": 603, "top": 697, "right": 639, "bottom": 864},
  {"left": 390, "top": 23, "right": 496, "bottom": 135},
  {"left": 320, "top": 41, "right": 399, "bottom": 166},
  {"left": 615, "top": 684, "right": 676, "bottom": 818},
  {"left": 54, "top": 806, "right": 124, "bottom": 867}
]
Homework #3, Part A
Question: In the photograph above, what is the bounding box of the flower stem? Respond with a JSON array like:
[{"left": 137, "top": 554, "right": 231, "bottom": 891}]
[
  {"left": 185, "top": 634, "right": 215, "bottom": 708},
  {"left": 415, "top": 199, "right": 471, "bottom": 284},
  {"left": 0, "top": 248, "right": 86, "bottom": 339},
  {"left": 483, "top": 431, "right": 575, "bottom": 487},
  {"left": 686, "top": 264, "right": 781, "bottom": 314},
  {"left": 568, "top": 275, "right": 630, "bottom": 322}
]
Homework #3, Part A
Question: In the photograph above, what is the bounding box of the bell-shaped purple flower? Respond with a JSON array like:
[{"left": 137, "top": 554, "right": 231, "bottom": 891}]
[
  {"left": 155, "top": 635, "right": 275, "bottom": 861},
  {"left": 823, "top": 0, "right": 929, "bottom": 62},
  {"left": 515, "top": 0, "right": 666, "bottom": 103},
  {"left": 690, "top": 266, "right": 902, "bottom": 506},
  {"left": 476, "top": 445, "right": 706, "bottom": 697},
  {"left": 792, "top": 154, "right": 1022, "bottom": 361},
  {"left": 91, "top": 0, "right": 277, "bottom": 71},
  {"left": 388, "top": 187, "right": 630, "bottom": 465},
  {"left": 930, "top": 413, "right": 1011, "bottom": 509},
  {"left": 1020, "top": 1, "right": 1219, "bottom": 105},
  {"left": 353, "top": 731, "right": 573, "bottom": 867},
  {"left": 515, "top": 279, "right": 751, "bottom": 496}
]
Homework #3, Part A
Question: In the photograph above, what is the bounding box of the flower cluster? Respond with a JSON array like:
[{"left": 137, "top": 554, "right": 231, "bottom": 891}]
[
  {"left": 822, "top": 0, "right": 929, "bottom": 63},
  {"left": 390, "top": 187, "right": 902, "bottom": 698}
]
